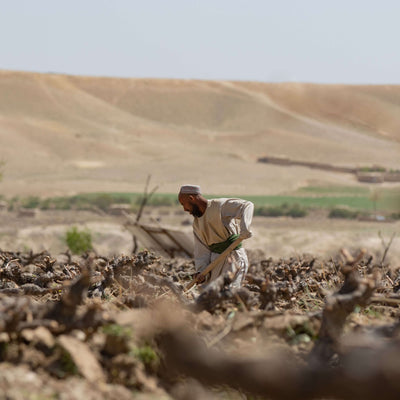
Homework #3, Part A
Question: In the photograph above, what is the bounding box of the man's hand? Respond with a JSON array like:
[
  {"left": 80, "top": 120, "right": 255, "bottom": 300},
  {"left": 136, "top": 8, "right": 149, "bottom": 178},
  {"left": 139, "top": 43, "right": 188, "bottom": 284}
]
[
  {"left": 194, "top": 271, "right": 206, "bottom": 284},
  {"left": 194, "top": 271, "right": 211, "bottom": 284},
  {"left": 240, "top": 230, "right": 253, "bottom": 239}
]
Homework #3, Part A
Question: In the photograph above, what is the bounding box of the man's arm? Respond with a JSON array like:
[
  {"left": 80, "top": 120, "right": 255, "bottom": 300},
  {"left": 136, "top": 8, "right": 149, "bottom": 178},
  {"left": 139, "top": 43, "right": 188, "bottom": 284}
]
[
  {"left": 221, "top": 198, "right": 254, "bottom": 238},
  {"left": 193, "top": 233, "right": 212, "bottom": 273}
]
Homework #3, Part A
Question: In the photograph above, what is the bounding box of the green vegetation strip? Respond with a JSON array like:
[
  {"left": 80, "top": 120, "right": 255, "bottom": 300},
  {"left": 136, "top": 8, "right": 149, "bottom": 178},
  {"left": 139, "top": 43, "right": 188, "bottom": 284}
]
[
  {"left": 236, "top": 185, "right": 400, "bottom": 213},
  {"left": 8, "top": 192, "right": 179, "bottom": 211},
  {"left": 238, "top": 194, "right": 397, "bottom": 212},
  {"left": 297, "top": 186, "right": 371, "bottom": 195},
  {"left": 5, "top": 185, "right": 400, "bottom": 216}
]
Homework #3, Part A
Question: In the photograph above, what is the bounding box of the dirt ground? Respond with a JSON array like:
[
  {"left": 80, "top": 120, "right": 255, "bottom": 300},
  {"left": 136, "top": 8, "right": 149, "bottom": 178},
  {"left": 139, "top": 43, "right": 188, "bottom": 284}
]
[
  {"left": 1, "top": 71, "right": 400, "bottom": 398},
  {"left": 0, "top": 207, "right": 399, "bottom": 399},
  {"left": 1, "top": 71, "right": 400, "bottom": 198},
  {"left": 1, "top": 207, "right": 398, "bottom": 267},
  {"left": 0, "top": 223, "right": 399, "bottom": 399}
]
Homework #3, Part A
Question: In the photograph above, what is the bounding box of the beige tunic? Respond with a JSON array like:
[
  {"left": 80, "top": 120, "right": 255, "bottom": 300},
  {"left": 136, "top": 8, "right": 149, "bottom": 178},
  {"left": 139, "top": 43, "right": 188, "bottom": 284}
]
[{"left": 192, "top": 198, "right": 254, "bottom": 287}]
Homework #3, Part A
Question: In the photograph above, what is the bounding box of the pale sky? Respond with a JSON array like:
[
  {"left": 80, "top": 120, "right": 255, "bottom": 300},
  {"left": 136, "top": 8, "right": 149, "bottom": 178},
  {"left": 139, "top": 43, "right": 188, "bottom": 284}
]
[{"left": 1, "top": 0, "right": 399, "bottom": 83}]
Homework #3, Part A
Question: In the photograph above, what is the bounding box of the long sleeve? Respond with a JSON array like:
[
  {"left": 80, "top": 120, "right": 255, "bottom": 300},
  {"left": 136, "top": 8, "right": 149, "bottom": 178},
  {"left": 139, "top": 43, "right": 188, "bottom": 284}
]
[
  {"left": 220, "top": 198, "right": 254, "bottom": 235},
  {"left": 192, "top": 198, "right": 254, "bottom": 276},
  {"left": 193, "top": 233, "right": 212, "bottom": 272}
]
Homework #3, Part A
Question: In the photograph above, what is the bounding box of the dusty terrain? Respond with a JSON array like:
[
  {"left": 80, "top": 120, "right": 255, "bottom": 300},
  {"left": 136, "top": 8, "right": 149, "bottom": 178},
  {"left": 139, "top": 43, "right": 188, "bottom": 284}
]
[
  {"left": 0, "top": 71, "right": 400, "bottom": 399},
  {"left": 0, "top": 235, "right": 399, "bottom": 399},
  {"left": 0, "top": 70, "right": 399, "bottom": 197},
  {"left": 1, "top": 207, "right": 399, "bottom": 267},
  {"left": 1, "top": 70, "right": 398, "bottom": 265}
]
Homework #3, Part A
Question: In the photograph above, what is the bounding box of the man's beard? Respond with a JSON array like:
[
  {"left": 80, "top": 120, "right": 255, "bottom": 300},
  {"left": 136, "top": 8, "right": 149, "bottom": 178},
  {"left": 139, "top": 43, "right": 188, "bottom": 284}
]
[{"left": 191, "top": 204, "right": 203, "bottom": 218}]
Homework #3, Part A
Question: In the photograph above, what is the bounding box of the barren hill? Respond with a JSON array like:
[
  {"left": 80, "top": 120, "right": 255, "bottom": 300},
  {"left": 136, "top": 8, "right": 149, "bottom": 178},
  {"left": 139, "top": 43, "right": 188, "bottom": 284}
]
[{"left": 0, "top": 70, "right": 399, "bottom": 196}]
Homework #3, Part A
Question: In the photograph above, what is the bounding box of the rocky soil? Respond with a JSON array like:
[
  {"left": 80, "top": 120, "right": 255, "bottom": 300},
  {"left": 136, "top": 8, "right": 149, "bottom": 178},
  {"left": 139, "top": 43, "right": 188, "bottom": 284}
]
[{"left": 0, "top": 242, "right": 400, "bottom": 399}]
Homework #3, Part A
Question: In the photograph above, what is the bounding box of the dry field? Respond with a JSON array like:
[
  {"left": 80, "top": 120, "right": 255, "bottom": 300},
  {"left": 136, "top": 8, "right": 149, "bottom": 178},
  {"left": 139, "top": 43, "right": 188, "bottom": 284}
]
[
  {"left": 0, "top": 70, "right": 399, "bottom": 196},
  {"left": 0, "top": 237, "right": 400, "bottom": 399},
  {"left": 0, "top": 71, "right": 400, "bottom": 399},
  {"left": 0, "top": 208, "right": 399, "bottom": 267},
  {"left": 1, "top": 70, "right": 398, "bottom": 262}
]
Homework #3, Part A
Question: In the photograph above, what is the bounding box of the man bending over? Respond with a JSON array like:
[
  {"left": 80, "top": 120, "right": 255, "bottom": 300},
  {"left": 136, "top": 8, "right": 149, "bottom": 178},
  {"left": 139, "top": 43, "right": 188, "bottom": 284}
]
[{"left": 178, "top": 185, "right": 254, "bottom": 288}]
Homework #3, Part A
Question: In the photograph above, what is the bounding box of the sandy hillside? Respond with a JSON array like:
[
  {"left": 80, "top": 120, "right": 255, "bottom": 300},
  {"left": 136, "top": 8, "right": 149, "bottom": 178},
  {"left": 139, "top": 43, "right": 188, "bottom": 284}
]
[{"left": 0, "top": 70, "right": 399, "bottom": 197}]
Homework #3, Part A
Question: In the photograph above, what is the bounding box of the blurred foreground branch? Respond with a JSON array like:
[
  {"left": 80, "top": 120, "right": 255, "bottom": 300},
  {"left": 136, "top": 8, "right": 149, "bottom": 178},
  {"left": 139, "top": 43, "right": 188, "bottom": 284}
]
[{"left": 157, "top": 251, "right": 400, "bottom": 400}]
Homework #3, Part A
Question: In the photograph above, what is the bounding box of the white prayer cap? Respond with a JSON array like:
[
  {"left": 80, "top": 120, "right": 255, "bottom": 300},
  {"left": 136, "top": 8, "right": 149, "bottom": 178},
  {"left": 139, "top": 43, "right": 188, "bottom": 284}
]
[{"left": 179, "top": 185, "right": 201, "bottom": 195}]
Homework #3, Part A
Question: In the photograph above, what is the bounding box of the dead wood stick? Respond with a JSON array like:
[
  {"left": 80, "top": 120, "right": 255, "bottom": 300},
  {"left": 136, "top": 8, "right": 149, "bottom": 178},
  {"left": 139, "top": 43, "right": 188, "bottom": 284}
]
[
  {"left": 136, "top": 174, "right": 159, "bottom": 223},
  {"left": 371, "top": 295, "right": 400, "bottom": 305},
  {"left": 158, "top": 324, "right": 400, "bottom": 400},
  {"left": 309, "top": 267, "right": 376, "bottom": 364},
  {"left": 380, "top": 232, "right": 396, "bottom": 266},
  {"left": 185, "top": 237, "right": 244, "bottom": 292},
  {"left": 234, "top": 292, "right": 249, "bottom": 312},
  {"left": 340, "top": 248, "right": 366, "bottom": 266},
  {"left": 206, "top": 321, "right": 234, "bottom": 348},
  {"left": 17, "top": 319, "right": 59, "bottom": 332}
]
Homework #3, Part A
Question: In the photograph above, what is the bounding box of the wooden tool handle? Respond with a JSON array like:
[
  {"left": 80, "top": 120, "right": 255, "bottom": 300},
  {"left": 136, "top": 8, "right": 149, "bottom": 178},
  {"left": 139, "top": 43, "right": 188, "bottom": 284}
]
[{"left": 185, "top": 236, "right": 244, "bottom": 292}]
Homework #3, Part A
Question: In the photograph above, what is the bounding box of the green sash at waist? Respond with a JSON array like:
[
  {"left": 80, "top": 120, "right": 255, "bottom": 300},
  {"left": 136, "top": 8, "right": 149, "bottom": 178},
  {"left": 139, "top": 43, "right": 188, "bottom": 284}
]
[{"left": 208, "top": 234, "right": 242, "bottom": 254}]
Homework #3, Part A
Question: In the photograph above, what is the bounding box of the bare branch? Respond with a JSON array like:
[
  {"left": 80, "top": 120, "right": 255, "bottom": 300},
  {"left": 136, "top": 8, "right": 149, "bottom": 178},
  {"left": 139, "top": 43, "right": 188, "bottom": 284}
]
[
  {"left": 379, "top": 231, "right": 397, "bottom": 266},
  {"left": 135, "top": 174, "right": 159, "bottom": 223}
]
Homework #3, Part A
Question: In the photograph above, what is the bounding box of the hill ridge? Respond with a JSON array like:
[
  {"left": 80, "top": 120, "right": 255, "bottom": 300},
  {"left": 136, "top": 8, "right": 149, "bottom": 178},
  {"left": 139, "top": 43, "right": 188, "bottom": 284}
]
[{"left": 0, "top": 70, "right": 399, "bottom": 196}]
